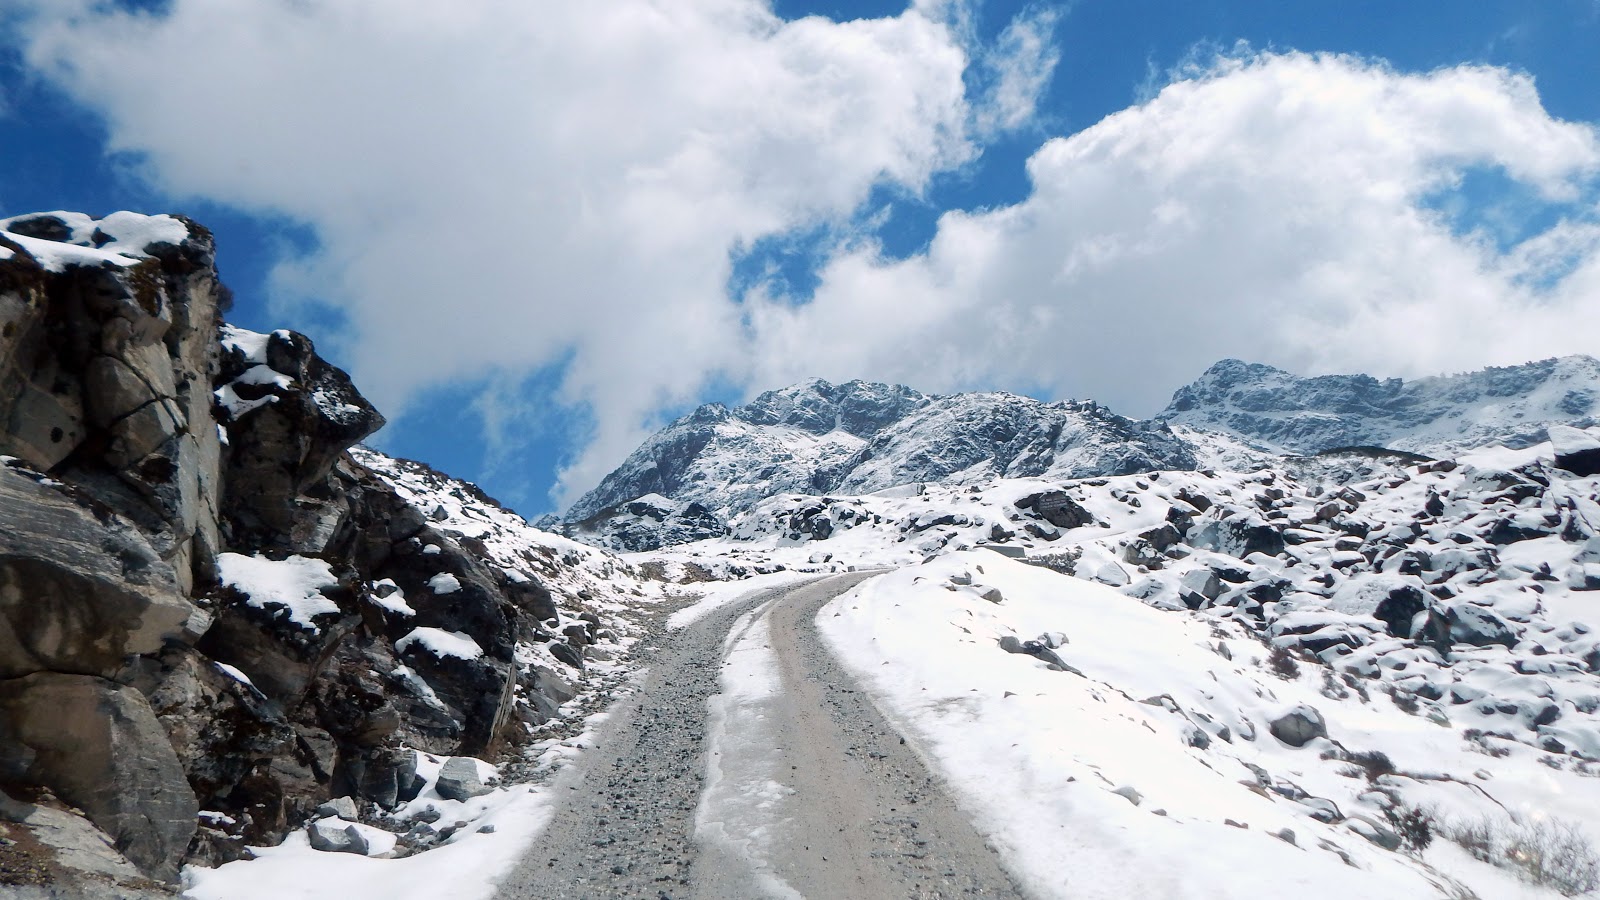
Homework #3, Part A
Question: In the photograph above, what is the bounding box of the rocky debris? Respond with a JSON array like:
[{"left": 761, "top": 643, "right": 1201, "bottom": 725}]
[
  {"left": 316, "top": 797, "right": 358, "bottom": 821},
  {"left": 1269, "top": 705, "right": 1327, "bottom": 748}
]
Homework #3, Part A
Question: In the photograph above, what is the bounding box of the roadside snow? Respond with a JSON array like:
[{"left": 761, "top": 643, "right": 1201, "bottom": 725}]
[{"left": 816, "top": 551, "right": 1542, "bottom": 899}]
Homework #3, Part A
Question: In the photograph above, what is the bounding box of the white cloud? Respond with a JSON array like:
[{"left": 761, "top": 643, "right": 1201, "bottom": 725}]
[
  {"left": 15, "top": 6, "right": 1600, "bottom": 511},
  {"left": 742, "top": 50, "right": 1600, "bottom": 416},
  {"left": 14, "top": 0, "right": 1050, "bottom": 505},
  {"left": 973, "top": 5, "right": 1061, "bottom": 136}
]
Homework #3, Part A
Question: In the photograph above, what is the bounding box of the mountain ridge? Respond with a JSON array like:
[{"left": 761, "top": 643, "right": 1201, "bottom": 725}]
[{"left": 564, "top": 355, "right": 1600, "bottom": 552}]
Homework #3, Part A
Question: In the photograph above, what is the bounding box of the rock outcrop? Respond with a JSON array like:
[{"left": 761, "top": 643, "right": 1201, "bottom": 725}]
[{"left": 0, "top": 211, "right": 634, "bottom": 886}]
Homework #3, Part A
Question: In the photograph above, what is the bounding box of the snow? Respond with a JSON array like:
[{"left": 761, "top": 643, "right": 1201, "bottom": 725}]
[
  {"left": 817, "top": 554, "right": 1468, "bottom": 897},
  {"left": 219, "top": 325, "right": 271, "bottom": 364},
  {"left": 0, "top": 210, "right": 189, "bottom": 273},
  {"left": 426, "top": 572, "right": 462, "bottom": 594},
  {"left": 370, "top": 579, "right": 416, "bottom": 616},
  {"left": 183, "top": 783, "right": 558, "bottom": 900},
  {"left": 1551, "top": 424, "right": 1600, "bottom": 456},
  {"left": 216, "top": 553, "right": 341, "bottom": 630},
  {"left": 694, "top": 595, "right": 802, "bottom": 898},
  {"left": 212, "top": 662, "right": 254, "bottom": 688},
  {"left": 396, "top": 627, "right": 484, "bottom": 661},
  {"left": 666, "top": 570, "right": 815, "bottom": 629}
]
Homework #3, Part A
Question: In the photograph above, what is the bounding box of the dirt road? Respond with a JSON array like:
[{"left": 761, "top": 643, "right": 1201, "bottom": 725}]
[{"left": 494, "top": 572, "right": 1024, "bottom": 900}]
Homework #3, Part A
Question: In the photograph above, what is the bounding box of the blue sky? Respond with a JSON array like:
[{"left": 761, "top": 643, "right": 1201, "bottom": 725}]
[{"left": 3, "top": 1, "right": 1599, "bottom": 517}]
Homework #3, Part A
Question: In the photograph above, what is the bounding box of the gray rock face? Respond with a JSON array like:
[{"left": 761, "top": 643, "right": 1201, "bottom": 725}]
[
  {"left": 0, "top": 792, "right": 178, "bottom": 900},
  {"left": 0, "top": 464, "right": 196, "bottom": 680},
  {"left": 0, "top": 673, "right": 197, "bottom": 882},
  {"left": 566, "top": 379, "right": 1196, "bottom": 549},
  {"left": 0, "top": 212, "right": 225, "bottom": 595},
  {"left": 1161, "top": 356, "right": 1600, "bottom": 457}
]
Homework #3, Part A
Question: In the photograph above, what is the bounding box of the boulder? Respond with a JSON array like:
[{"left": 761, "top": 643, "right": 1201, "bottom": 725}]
[
  {"left": 217, "top": 328, "right": 384, "bottom": 553},
  {"left": 0, "top": 673, "right": 197, "bottom": 882},
  {"left": 434, "top": 757, "right": 493, "bottom": 801},
  {"left": 0, "top": 216, "right": 224, "bottom": 594},
  {"left": 1373, "top": 583, "right": 1429, "bottom": 638},
  {"left": 1189, "top": 512, "right": 1285, "bottom": 559},
  {"left": 1550, "top": 425, "right": 1600, "bottom": 477},
  {"left": 307, "top": 817, "right": 369, "bottom": 855},
  {"left": 124, "top": 645, "right": 296, "bottom": 816},
  {"left": 1015, "top": 490, "right": 1096, "bottom": 529},
  {"left": 1269, "top": 704, "right": 1328, "bottom": 748},
  {"left": 1445, "top": 603, "right": 1518, "bottom": 648},
  {"left": 0, "top": 465, "right": 195, "bottom": 680}
]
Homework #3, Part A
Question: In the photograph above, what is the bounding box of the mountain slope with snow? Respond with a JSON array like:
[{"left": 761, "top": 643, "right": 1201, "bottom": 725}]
[
  {"left": 1160, "top": 355, "right": 1600, "bottom": 457},
  {"left": 564, "top": 378, "right": 1196, "bottom": 549}
]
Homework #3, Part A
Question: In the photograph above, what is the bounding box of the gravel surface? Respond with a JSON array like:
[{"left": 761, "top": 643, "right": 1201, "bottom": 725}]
[{"left": 493, "top": 572, "right": 1025, "bottom": 900}]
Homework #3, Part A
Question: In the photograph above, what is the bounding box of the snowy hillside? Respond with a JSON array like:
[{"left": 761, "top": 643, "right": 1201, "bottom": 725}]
[
  {"left": 564, "top": 378, "right": 1195, "bottom": 550},
  {"left": 642, "top": 429, "right": 1600, "bottom": 898},
  {"left": 1161, "top": 356, "right": 1600, "bottom": 457}
]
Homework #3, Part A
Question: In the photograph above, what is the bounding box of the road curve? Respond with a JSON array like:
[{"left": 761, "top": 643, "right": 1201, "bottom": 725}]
[{"left": 493, "top": 572, "right": 1025, "bottom": 900}]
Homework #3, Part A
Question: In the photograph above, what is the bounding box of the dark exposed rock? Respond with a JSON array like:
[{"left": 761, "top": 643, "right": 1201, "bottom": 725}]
[
  {"left": 1269, "top": 704, "right": 1328, "bottom": 748},
  {"left": 1550, "top": 425, "right": 1600, "bottom": 477},
  {"left": 1373, "top": 584, "right": 1429, "bottom": 638}
]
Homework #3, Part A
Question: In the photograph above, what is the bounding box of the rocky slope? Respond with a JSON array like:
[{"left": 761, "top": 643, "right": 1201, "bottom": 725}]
[
  {"left": 564, "top": 378, "right": 1196, "bottom": 550},
  {"left": 1160, "top": 355, "right": 1600, "bottom": 457},
  {"left": 0, "top": 211, "right": 657, "bottom": 894}
]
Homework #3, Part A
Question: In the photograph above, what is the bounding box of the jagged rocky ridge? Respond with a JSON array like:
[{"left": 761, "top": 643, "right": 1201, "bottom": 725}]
[
  {"left": 564, "top": 378, "right": 1197, "bottom": 550},
  {"left": 0, "top": 212, "right": 651, "bottom": 894}
]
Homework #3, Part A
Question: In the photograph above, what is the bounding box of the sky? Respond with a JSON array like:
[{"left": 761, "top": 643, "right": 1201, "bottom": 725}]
[{"left": 2, "top": 0, "right": 1598, "bottom": 517}]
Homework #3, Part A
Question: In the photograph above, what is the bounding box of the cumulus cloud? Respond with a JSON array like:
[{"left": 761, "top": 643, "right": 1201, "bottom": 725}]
[
  {"left": 743, "top": 50, "right": 1600, "bottom": 416},
  {"left": 14, "top": 4, "right": 1600, "bottom": 510},
  {"left": 10, "top": 0, "right": 1049, "bottom": 504}
]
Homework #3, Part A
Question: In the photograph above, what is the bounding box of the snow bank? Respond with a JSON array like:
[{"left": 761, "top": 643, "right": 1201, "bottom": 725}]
[{"left": 818, "top": 552, "right": 1528, "bottom": 898}]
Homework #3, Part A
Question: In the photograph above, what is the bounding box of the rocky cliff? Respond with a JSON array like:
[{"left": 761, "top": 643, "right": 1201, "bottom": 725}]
[{"left": 0, "top": 212, "right": 638, "bottom": 893}]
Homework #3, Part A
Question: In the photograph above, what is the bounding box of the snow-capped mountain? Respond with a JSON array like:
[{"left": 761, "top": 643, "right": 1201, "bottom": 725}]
[
  {"left": 564, "top": 378, "right": 1196, "bottom": 549},
  {"left": 1161, "top": 355, "right": 1600, "bottom": 457}
]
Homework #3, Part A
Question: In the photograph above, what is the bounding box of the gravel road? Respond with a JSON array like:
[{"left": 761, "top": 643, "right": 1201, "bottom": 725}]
[{"left": 494, "top": 572, "right": 1025, "bottom": 900}]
